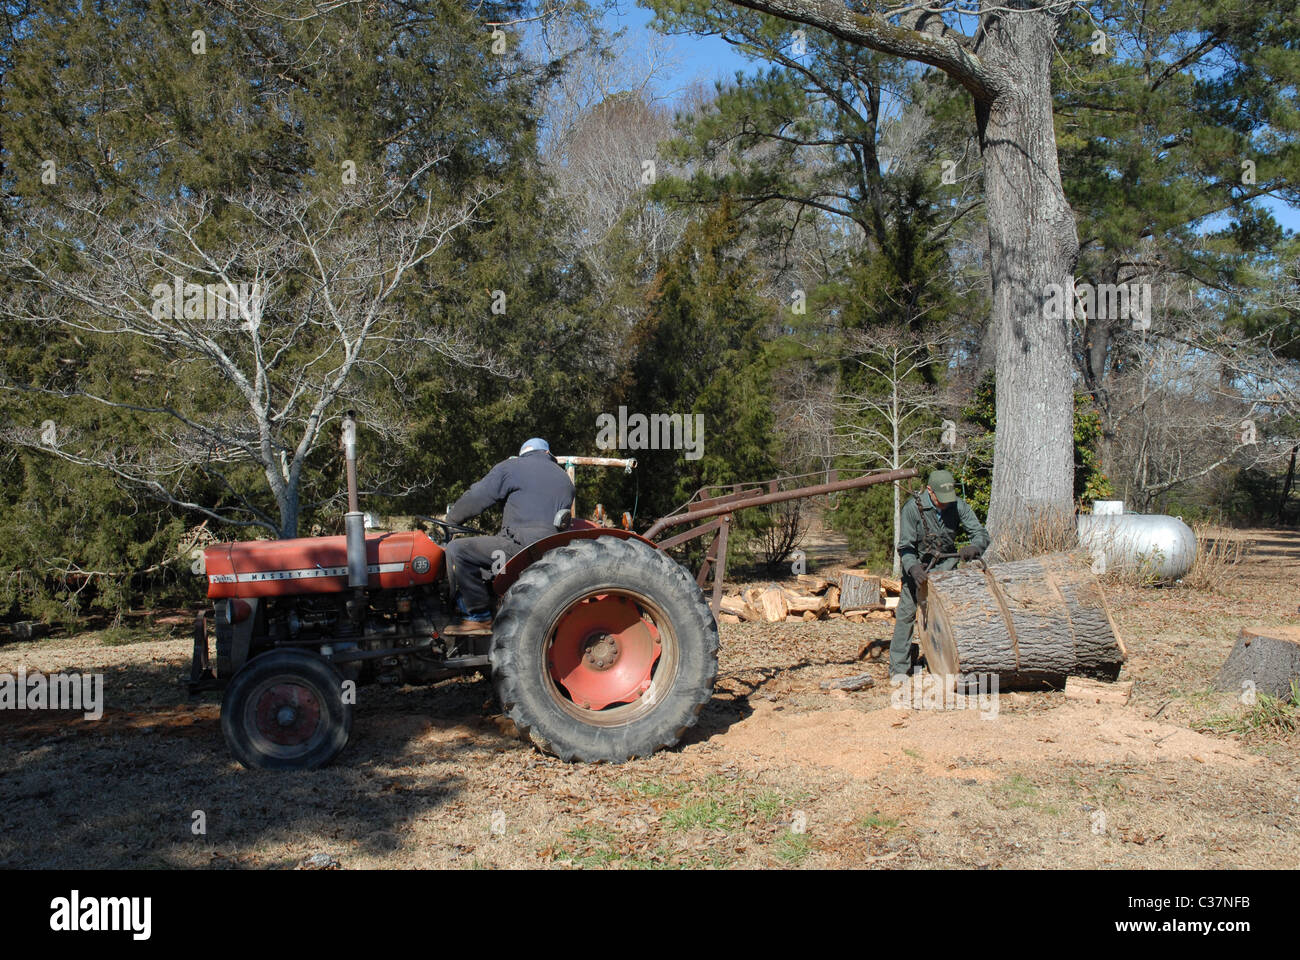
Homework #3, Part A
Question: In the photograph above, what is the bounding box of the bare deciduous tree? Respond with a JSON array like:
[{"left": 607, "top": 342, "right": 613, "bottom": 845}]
[
  {"left": 2, "top": 163, "right": 498, "bottom": 537},
  {"left": 834, "top": 325, "right": 954, "bottom": 573}
]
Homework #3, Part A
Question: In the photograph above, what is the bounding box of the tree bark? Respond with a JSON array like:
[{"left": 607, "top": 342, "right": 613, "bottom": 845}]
[
  {"left": 838, "top": 570, "right": 881, "bottom": 608},
  {"left": 1215, "top": 626, "right": 1300, "bottom": 701},
  {"left": 977, "top": 11, "right": 1079, "bottom": 550}
]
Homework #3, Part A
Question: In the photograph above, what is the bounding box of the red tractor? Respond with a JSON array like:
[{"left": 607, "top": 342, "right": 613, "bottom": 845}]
[{"left": 190, "top": 416, "right": 718, "bottom": 770}]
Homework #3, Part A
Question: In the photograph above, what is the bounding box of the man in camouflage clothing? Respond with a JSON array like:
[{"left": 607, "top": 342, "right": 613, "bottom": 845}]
[{"left": 888, "top": 469, "right": 990, "bottom": 678}]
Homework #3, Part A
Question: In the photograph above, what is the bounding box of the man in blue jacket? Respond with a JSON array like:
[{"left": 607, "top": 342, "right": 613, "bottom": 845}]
[{"left": 441, "top": 438, "right": 575, "bottom": 635}]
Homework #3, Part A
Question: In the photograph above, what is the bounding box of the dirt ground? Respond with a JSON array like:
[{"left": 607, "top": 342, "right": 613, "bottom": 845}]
[{"left": 2, "top": 527, "right": 1297, "bottom": 870}]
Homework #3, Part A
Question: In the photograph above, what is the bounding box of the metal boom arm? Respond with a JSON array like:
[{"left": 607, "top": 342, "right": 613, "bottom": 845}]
[{"left": 645, "top": 467, "right": 919, "bottom": 615}]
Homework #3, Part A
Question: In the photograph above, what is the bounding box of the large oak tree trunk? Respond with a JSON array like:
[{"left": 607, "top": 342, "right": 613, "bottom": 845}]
[
  {"left": 977, "top": 11, "right": 1080, "bottom": 552},
  {"left": 720, "top": 1, "right": 1083, "bottom": 549},
  {"left": 918, "top": 552, "right": 1125, "bottom": 688}
]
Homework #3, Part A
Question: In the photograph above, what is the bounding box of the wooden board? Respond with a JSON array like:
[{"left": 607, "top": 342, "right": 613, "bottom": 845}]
[{"left": 1065, "top": 677, "right": 1133, "bottom": 705}]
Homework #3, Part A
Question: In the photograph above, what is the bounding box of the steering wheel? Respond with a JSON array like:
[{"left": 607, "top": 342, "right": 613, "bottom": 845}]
[{"left": 416, "top": 515, "right": 488, "bottom": 543}]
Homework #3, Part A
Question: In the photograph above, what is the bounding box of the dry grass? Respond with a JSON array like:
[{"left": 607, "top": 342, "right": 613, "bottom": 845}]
[
  {"left": 1200, "top": 681, "right": 1299, "bottom": 742},
  {"left": 1179, "top": 523, "right": 1254, "bottom": 591},
  {"left": 988, "top": 508, "right": 1079, "bottom": 563}
]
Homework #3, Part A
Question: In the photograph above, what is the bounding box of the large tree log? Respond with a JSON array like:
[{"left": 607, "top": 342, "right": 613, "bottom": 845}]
[
  {"left": 917, "top": 553, "right": 1125, "bottom": 686},
  {"left": 839, "top": 571, "right": 881, "bottom": 609},
  {"left": 1215, "top": 626, "right": 1300, "bottom": 701}
]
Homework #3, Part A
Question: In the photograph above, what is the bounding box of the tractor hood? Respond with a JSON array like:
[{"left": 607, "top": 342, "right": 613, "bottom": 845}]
[{"left": 206, "top": 530, "right": 443, "bottom": 599}]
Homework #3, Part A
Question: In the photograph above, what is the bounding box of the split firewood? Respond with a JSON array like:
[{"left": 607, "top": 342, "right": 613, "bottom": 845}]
[
  {"left": 718, "top": 595, "right": 764, "bottom": 623},
  {"left": 796, "top": 574, "right": 831, "bottom": 594},
  {"left": 880, "top": 577, "right": 902, "bottom": 595},
  {"left": 827, "top": 612, "right": 843, "bottom": 620},
  {"left": 825, "top": 586, "right": 840, "bottom": 613},
  {"left": 801, "top": 611, "right": 818, "bottom": 622},
  {"left": 784, "top": 593, "right": 829, "bottom": 616},
  {"left": 719, "top": 595, "right": 746, "bottom": 616},
  {"left": 884, "top": 596, "right": 899, "bottom": 610},
  {"left": 758, "top": 586, "right": 789, "bottom": 623},
  {"left": 717, "top": 613, "right": 741, "bottom": 625},
  {"left": 865, "top": 611, "right": 894, "bottom": 621},
  {"left": 841, "top": 604, "right": 887, "bottom": 617}
]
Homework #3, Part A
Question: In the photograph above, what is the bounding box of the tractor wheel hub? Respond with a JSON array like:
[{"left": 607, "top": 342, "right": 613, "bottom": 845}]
[
  {"left": 548, "top": 595, "right": 662, "bottom": 710},
  {"left": 583, "top": 633, "right": 620, "bottom": 670}
]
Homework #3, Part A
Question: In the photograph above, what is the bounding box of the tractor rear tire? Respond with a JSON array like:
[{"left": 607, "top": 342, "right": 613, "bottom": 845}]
[
  {"left": 490, "top": 536, "right": 718, "bottom": 762},
  {"left": 221, "top": 649, "right": 352, "bottom": 771}
]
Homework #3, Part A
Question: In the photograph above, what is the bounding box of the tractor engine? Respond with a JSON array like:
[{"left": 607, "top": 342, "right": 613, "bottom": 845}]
[{"left": 199, "top": 526, "right": 475, "bottom": 687}]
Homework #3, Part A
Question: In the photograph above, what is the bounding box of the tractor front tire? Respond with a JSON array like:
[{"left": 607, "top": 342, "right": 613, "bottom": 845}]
[
  {"left": 221, "top": 648, "right": 353, "bottom": 771},
  {"left": 490, "top": 536, "right": 718, "bottom": 762}
]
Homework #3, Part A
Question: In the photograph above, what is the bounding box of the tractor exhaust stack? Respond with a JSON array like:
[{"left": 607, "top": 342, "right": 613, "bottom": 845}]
[{"left": 341, "top": 411, "right": 367, "bottom": 589}]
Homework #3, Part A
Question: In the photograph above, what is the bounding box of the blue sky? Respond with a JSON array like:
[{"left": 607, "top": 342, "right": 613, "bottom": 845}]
[{"left": 608, "top": 2, "right": 1299, "bottom": 236}]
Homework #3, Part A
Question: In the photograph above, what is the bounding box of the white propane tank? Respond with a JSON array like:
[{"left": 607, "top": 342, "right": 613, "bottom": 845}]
[{"left": 1076, "top": 512, "right": 1198, "bottom": 580}]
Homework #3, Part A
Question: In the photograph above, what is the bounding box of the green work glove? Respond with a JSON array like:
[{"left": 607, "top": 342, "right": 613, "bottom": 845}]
[
  {"left": 907, "top": 562, "right": 928, "bottom": 585},
  {"left": 959, "top": 545, "right": 983, "bottom": 562}
]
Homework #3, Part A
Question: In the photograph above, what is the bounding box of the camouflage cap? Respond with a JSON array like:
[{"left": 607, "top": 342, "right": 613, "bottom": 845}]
[{"left": 927, "top": 469, "right": 958, "bottom": 504}]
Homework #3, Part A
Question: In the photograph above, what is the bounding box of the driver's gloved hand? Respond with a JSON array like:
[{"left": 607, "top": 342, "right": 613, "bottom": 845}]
[
  {"left": 959, "top": 545, "right": 983, "bottom": 562},
  {"left": 907, "top": 562, "right": 928, "bottom": 585}
]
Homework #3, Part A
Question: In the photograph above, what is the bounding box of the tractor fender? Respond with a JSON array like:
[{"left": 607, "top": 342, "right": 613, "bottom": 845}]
[{"left": 491, "top": 523, "right": 660, "bottom": 597}]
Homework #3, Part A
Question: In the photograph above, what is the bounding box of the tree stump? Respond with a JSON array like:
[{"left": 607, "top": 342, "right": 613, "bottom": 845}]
[
  {"left": 1214, "top": 626, "right": 1300, "bottom": 701},
  {"left": 917, "top": 552, "right": 1126, "bottom": 687},
  {"left": 839, "top": 571, "right": 881, "bottom": 610}
]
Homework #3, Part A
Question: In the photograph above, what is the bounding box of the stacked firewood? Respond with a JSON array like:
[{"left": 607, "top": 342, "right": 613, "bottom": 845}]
[{"left": 716, "top": 571, "right": 901, "bottom": 625}]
